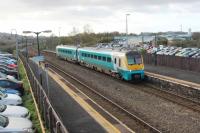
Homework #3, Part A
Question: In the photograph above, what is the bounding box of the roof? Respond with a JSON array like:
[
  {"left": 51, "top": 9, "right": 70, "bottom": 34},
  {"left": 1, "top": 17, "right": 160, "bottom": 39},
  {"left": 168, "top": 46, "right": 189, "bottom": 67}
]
[{"left": 56, "top": 45, "right": 139, "bottom": 56}]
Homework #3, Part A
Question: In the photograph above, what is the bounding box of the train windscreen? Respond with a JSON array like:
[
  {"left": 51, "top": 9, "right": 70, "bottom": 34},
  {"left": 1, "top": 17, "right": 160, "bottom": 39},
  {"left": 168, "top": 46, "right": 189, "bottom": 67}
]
[{"left": 126, "top": 52, "right": 142, "bottom": 65}]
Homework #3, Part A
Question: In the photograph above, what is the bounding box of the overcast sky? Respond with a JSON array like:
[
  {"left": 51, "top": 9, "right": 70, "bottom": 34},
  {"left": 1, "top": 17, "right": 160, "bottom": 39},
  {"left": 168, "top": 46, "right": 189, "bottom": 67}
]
[{"left": 1, "top": 0, "right": 200, "bottom": 36}]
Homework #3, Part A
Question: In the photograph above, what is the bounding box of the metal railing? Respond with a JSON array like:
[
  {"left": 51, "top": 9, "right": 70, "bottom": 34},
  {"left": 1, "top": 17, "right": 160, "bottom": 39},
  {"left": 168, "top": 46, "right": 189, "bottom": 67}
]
[{"left": 19, "top": 53, "right": 68, "bottom": 133}]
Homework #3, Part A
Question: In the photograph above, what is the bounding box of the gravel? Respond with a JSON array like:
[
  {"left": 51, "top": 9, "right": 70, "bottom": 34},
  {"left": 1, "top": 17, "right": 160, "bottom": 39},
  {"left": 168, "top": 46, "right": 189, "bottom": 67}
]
[{"left": 45, "top": 54, "right": 200, "bottom": 133}]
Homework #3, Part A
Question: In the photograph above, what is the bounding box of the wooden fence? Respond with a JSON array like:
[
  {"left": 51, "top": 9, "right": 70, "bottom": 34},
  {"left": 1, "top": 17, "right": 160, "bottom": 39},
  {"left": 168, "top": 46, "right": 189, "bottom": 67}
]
[{"left": 143, "top": 54, "right": 200, "bottom": 73}]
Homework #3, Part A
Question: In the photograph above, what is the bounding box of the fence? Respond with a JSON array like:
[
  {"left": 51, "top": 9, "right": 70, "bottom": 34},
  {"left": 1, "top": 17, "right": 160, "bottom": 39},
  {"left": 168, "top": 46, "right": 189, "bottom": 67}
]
[
  {"left": 19, "top": 53, "right": 68, "bottom": 133},
  {"left": 143, "top": 53, "right": 200, "bottom": 73}
]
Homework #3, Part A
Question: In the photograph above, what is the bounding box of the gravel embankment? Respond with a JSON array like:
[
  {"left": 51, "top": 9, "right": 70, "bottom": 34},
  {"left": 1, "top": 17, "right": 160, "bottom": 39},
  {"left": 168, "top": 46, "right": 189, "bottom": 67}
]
[{"left": 46, "top": 54, "right": 200, "bottom": 133}]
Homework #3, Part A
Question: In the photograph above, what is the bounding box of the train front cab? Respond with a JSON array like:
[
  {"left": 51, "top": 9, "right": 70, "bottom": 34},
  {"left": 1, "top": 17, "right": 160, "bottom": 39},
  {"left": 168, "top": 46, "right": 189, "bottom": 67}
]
[{"left": 118, "top": 51, "right": 144, "bottom": 81}]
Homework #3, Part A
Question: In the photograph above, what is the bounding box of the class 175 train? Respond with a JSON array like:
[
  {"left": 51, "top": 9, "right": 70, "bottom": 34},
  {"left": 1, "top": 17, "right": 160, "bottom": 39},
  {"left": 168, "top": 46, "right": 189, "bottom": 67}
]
[{"left": 56, "top": 45, "right": 145, "bottom": 81}]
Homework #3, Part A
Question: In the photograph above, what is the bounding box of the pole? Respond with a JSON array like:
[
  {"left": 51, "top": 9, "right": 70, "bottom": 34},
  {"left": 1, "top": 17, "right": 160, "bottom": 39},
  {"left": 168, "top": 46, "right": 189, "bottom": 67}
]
[
  {"left": 126, "top": 14, "right": 130, "bottom": 47},
  {"left": 36, "top": 33, "right": 40, "bottom": 56},
  {"left": 26, "top": 37, "right": 28, "bottom": 61},
  {"left": 11, "top": 29, "right": 19, "bottom": 79}
]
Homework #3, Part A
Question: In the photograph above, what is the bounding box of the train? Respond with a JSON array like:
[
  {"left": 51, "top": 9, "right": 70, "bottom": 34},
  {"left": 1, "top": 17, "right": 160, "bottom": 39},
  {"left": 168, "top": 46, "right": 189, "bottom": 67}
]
[{"left": 56, "top": 45, "right": 145, "bottom": 81}]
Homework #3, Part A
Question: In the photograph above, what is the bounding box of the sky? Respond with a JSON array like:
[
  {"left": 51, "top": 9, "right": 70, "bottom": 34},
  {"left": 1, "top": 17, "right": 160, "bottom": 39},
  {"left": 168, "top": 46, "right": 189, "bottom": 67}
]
[{"left": 1, "top": 0, "right": 200, "bottom": 36}]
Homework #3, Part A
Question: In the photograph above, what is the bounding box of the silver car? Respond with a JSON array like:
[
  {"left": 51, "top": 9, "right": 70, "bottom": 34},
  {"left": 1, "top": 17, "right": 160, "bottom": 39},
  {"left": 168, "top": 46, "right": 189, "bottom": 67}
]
[
  {"left": 0, "top": 105, "right": 30, "bottom": 118},
  {"left": 0, "top": 115, "right": 33, "bottom": 132},
  {"left": 0, "top": 91, "right": 22, "bottom": 106}
]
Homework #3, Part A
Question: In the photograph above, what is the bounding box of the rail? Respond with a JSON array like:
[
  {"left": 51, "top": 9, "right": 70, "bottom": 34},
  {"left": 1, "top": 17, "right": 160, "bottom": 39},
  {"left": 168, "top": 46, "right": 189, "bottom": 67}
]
[
  {"left": 46, "top": 59, "right": 162, "bottom": 133},
  {"left": 19, "top": 53, "right": 68, "bottom": 133}
]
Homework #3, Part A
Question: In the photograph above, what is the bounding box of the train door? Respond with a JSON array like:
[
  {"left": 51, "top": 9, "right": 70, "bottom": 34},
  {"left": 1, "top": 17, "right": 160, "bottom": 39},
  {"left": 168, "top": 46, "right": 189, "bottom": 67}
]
[
  {"left": 75, "top": 48, "right": 78, "bottom": 61},
  {"left": 113, "top": 56, "right": 120, "bottom": 71}
]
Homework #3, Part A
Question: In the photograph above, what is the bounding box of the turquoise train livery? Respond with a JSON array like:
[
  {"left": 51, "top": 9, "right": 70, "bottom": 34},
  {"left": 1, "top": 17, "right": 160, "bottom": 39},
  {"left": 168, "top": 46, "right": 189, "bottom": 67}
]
[{"left": 56, "top": 45, "right": 144, "bottom": 81}]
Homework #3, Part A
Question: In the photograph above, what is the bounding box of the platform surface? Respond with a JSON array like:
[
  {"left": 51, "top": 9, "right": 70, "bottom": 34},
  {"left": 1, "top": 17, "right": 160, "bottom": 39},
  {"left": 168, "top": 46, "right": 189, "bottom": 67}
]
[{"left": 145, "top": 64, "right": 200, "bottom": 84}]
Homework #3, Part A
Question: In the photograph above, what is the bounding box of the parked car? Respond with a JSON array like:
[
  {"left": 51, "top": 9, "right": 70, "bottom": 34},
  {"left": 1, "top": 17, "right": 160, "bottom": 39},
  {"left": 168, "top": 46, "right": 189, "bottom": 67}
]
[
  {"left": 175, "top": 48, "right": 192, "bottom": 57},
  {"left": 0, "top": 67, "right": 18, "bottom": 79},
  {"left": 0, "top": 53, "right": 13, "bottom": 57},
  {"left": 0, "top": 105, "right": 30, "bottom": 118},
  {"left": 0, "top": 90, "right": 22, "bottom": 105},
  {"left": 0, "top": 78, "right": 24, "bottom": 95},
  {"left": 192, "top": 51, "right": 200, "bottom": 58},
  {"left": 0, "top": 61, "right": 17, "bottom": 68},
  {"left": 0, "top": 87, "right": 21, "bottom": 96},
  {"left": 0, "top": 115, "right": 33, "bottom": 132},
  {"left": 0, "top": 56, "right": 17, "bottom": 64},
  {"left": 0, "top": 72, "right": 17, "bottom": 81},
  {"left": 0, "top": 59, "right": 17, "bottom": 65},
  {"left": 0, "top": 64, "right": 17, "bottom": 71}
]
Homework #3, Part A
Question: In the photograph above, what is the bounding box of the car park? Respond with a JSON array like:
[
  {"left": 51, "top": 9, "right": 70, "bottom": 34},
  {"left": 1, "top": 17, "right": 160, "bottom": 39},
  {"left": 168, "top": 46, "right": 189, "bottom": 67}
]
[
  {"left": 0, "top": 105, "right": 30, "bottom": 118},
  {"left": 0, "top": 90, "right": 22, "bottom": 105},
  {"left": 0, "top": 78, "right": 24, "bottom": 95},
  {"left": 0, "top": 115, "right": 33, "bottom": 132}
]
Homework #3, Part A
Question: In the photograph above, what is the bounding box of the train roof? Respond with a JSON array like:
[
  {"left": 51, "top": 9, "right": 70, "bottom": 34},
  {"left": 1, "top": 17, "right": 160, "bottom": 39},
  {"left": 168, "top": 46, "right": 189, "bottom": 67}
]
[
  {"left": 78, "top": 47, "right": 138, "bottom": 54},
  {"left": 56, "top": 45, "right": 77, "bottom": 49},
  {"left": 56, "top": 45, "right": 140, "bottom": 55}
]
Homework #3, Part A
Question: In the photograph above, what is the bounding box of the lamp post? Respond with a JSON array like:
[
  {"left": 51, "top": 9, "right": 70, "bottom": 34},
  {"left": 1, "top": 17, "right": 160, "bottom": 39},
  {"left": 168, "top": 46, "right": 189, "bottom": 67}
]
[
  {"left": 23, "top": 30, "right": 52, "bottom": 56},
  {"left": 11, "top": 29, "right": 19, "bottom": 79},
  {"left": 126, "top": 13, "right": 130, "bottom": 47}
]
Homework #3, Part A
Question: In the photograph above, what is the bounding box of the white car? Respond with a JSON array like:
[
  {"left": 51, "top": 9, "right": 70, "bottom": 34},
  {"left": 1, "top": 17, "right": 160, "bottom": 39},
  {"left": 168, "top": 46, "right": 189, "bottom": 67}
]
[
  {"left": 0, "top": 91, "right": 22, "bottom": 105},
  {"left": 0, "top": 115, "right": 33, "bottom": 132},
  {"left": 0, "top": 105, "right": 30, "bottom": 118}
]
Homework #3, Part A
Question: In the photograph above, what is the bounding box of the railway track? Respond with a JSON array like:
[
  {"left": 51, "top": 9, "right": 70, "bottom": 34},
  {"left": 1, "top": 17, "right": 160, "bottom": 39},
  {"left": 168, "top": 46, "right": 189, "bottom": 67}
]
[
  {"left": 43, "top": 50, "right": 200, "bottom": 132},
  {"left": 46, "top": 60, "right": 162, "bottom": 133},
  {"left": 44, "top": 50, "right": 200, "bottom": 113}
]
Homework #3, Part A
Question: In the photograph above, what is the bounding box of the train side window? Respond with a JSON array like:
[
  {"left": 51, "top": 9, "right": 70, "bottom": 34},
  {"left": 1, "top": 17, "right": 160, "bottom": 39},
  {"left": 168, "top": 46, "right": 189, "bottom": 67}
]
[
  {"left": 107, "top": 57, "right": 111, "bottom": 62},
  {"left": 91, "top": 54, "right": 94, "bottom": 58},
  {"left": 102, "top": 57, "right": 106, "bottom": 61},
  {"left": 88, "top": 54, "right": 91, "bottom": 58},
  {"left": 119, "top": 59, "right": 121, "bottom": 67},
  {"left": 94, "top": 55, "right": 97, "bottom": 59},
  {"left": 114, "top": 58, "right": 116, "bottom": 64},
  {"left": 98, "top": 56, "right": 101, "bottom": 60}
]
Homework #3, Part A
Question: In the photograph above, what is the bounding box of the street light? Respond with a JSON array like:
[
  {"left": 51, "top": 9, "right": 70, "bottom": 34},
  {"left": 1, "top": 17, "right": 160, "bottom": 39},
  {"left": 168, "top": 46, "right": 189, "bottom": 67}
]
[
  {"left": 126, "top": 13, "right": 130, "bottom": 47},
  {"left": 11, "top": 29, "right": 19, "bottom": 79},
  {"left": 23, "top": 30, "right": 52, "bottom": 56}
]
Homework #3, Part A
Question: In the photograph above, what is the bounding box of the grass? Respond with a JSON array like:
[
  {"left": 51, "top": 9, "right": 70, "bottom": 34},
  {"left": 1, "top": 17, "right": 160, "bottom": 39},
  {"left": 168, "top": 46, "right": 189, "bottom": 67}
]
[{"left": 18, "top": 60, "right": 42, "bottom": 133}]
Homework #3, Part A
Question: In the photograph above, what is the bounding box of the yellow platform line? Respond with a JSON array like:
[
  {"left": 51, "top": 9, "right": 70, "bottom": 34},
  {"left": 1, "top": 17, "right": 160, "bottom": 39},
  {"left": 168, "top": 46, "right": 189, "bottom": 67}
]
[{"left": 48, "top": 70, "right": 121, "bottom": 133}]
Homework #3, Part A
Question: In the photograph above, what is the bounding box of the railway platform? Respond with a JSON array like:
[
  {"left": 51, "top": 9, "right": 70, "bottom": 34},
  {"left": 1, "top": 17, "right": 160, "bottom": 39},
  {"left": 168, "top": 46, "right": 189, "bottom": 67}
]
[
  {"left": 145, "top": 64, "right": 200, "bottom": 84},
  {"left": 46, "top": 67, "right": 133, "bottom": 133}
]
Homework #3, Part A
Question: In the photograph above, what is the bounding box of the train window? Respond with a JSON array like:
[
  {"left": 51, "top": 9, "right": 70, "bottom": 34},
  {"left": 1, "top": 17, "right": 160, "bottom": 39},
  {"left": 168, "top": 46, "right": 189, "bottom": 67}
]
[
  {"left": 119, "top": 59, "right": 121, "bottom": 67},
  {"left": 82, "top": 53, "right": 85, "bottom": 57},
  {"left": 107, "top": 57, "right": 111, "bottom": 62},
  {"left": 88, "top": 54, "right": 91, "bottom": 58},
  {"left": 98, "top": 56, "right": 101, "bottom": 60},
  {"left": 102, "top": 57, "right": 106, "bottom": 61},
  {"left": 114, "top": 58, "right": 116, "bottom": 64},
  {"left": 94, "top": 55, "right": 97, "bottom": 59},
  {"left": 91, "top": 54, "right": 94, "bottom": 58}
]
